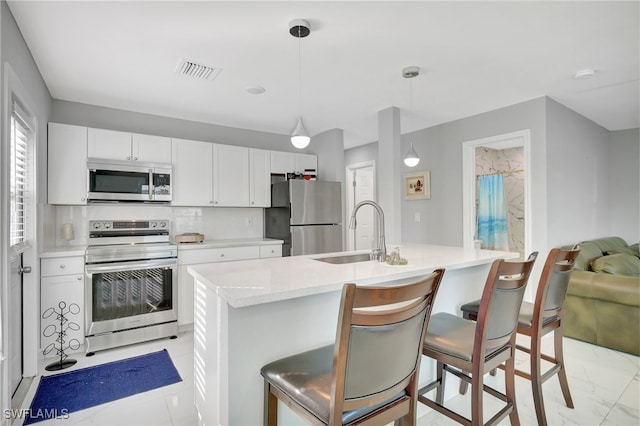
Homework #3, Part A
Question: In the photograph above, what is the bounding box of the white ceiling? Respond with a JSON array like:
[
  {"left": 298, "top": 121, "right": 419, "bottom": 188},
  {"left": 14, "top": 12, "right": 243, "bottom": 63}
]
[{"left": 8, "top": 1, "right": 639, "bottom": 149}]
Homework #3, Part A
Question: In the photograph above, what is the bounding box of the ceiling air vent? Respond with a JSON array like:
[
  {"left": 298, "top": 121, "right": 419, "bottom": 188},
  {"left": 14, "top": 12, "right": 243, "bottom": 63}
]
[{"left": 175, "top": 58, "right": 222, "bottom": 81}]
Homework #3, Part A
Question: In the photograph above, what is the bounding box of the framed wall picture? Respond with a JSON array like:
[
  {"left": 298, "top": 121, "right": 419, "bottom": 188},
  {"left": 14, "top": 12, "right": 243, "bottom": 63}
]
[{"left": 404, "top": 170, "right": 430, "bottom": 200}]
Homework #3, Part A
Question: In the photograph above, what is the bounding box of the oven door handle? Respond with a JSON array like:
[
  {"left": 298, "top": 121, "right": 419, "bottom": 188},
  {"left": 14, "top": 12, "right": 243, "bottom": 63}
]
[{"left": 85, "top": 259, "right": 176, "bottom": 274}]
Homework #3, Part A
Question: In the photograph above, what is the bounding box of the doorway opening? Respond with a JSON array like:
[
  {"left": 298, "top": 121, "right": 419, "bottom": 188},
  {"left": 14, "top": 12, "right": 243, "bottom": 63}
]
[
  {"left": 345, "top": 161, "right": 376, "bottom": 251},
  {"left": 462, "top": 130, "right": 532, "bottom": 260}
]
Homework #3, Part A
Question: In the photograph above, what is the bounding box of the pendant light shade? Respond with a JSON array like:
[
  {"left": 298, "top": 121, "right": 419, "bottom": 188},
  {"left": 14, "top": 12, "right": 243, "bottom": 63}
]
[
  {"left": 402, "top": 66, "right": 421, "bottom": 167},
  {"left": 291, "top": 117, "right": 310, "bottom": 149},
  {"left": 290, "top": 19, "right": 311, "bottom": 149},
  {"left": 404, "top": 143, "right": 420, "bottom": 167}
]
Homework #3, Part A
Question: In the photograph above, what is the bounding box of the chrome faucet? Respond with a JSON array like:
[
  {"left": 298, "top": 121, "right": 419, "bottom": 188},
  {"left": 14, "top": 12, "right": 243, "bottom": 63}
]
[{"left": 349, "top": 200, "right": 387, "bottom": 262}]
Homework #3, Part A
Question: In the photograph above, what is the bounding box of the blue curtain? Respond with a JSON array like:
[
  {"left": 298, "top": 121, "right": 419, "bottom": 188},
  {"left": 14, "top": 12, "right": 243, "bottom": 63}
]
[{"left": 477, "top": 174, "right": 509, "bottom": 250}]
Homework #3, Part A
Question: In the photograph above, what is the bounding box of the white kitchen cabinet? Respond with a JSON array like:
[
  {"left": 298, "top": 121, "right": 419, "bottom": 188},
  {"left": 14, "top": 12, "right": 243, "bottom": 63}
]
[
  {"left": 270, "top": 151, "right": 296, "bottom": 174},
  {"left": 88, "top": 128, "right": 171, "bottom": 163},
  {"left": 295, "top": 153, "right": 317, "bottom": 175},
  {"left": 171, "top": 138, "right": 214, "bottom": 206},
  {"left": 40, "top": 256, "right": 85, "bottom": 355},
  {"left": 249, "top": 149, "right": 271, "bottom": 207},
  {"left": 260, "top": 244, "right": 282, "bottom": 258},
  {"left": 270, "top": 151, "right": 317, "bottom": 176},
  {"left": 213, "top": 144, "right": 249, "bottom": 207},
  {"left": 132, "top": 133, "right": 172, "bottom": 163},
  {"left": 88, "top": 128, "right": 132, "bottom": 161},
  {"left": 178, "top": 244, "right": 282, "bottom": 326},
  {"left": 48, "top": 123, "right": 88, "bottom": 205}
]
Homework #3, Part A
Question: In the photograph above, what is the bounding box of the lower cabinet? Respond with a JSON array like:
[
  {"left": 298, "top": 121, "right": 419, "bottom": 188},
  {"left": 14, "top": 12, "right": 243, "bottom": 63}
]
[
  {"left": 177, "top": 243, "right": 282, "bottom": 326},
  {"left": 40, "top": 256, "right": 85, "bottom": 355}
]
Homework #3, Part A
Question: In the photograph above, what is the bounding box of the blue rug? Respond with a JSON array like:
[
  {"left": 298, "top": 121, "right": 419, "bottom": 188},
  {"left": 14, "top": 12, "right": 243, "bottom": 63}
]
[{"left": 24, "top": 349, "right": 182, "bottom": 424}]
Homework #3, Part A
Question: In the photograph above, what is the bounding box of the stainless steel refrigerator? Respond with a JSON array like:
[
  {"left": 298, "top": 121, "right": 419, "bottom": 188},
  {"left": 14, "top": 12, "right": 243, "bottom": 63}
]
[{"left": 265, "top": 180, "right": 343, "bottom": 256}]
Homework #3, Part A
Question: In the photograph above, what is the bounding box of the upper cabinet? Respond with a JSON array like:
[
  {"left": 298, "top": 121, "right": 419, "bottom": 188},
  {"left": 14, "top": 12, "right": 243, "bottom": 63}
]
[
  {"left": 270, "top": 151, "right": 318, "bottom": 176},
  {"left": 213, "top": 144, "right": 250, "bottom": 207},
  {"left": 249, "top": 149, "right": 271, "bottom": 207},
  {"left": 48, "top": 122, "right": 316, "bottom": 207},
  {"left": 48, "top": 123, "right": 88, "bottom": 205},
  {"left": 171, "top": 140, "right": 272, "bottom": 208},
  {"left": 132, "top": 133, "right": 172, "bottom": 163},
  {"left": 171, "top": 138, "right": 214, "bottom": 206},
  {"left": 88, "top": 128, "right": 171, "bottom": 163}
]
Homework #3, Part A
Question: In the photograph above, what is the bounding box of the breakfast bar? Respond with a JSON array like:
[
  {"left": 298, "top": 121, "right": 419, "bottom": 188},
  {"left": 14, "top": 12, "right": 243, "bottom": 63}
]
[{"left": 188, "top": 244, "right": 517, "bottom": 425}]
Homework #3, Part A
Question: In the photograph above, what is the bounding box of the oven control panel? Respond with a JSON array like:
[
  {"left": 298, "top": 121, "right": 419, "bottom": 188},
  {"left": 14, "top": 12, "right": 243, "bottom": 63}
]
[{"left": 89, "top": 220, "right": 169, "bottom": 232}]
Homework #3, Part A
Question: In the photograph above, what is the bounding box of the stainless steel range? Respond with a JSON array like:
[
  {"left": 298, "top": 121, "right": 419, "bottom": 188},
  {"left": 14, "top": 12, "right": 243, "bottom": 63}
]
[{"left": 84, "top": 219, "right": 178, "bottom": 355}]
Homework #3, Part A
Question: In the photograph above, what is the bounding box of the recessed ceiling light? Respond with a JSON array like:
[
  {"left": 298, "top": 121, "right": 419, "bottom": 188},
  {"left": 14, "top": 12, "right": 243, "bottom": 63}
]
[
  {"left": 246, "top": 86, "right": 266, "bottom": 94},
  {"left": 573, "top": 69, "right": 596, "bottom": 80}
]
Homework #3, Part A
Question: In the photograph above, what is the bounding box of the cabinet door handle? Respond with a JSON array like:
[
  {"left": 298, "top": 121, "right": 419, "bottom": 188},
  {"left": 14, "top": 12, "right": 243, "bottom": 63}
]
[
  {"left": 81, "top": 197, "right": 86, "bottom": 202},
  {"left": 133, "top": 157, "right": 138, "bottom": 161},
  {"left": 126, "top": 156, "right": 131, "bottom": 160},
  {"left": 214, "top": 201, "right": 218, "bottom": 204},
  {"left": 59, "top": 264, "right": 66, "bottom": 269},
  {"left": 220, "top": 253, "right": 225, "bottom": 257},
  {"left": 77, "top": 276, "right": 83, "bottom": 281},
  {"left": 19, "top": 266, "right": 32, "bottom": 274}
]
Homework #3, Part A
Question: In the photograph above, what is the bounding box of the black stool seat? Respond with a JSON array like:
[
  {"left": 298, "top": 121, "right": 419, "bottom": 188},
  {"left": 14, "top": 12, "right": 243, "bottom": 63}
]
[
  {"left": 461, "top": 300, "right": 558, "bottom": 328},
  {"left": 261, "top": 344, "right": 405, "bottom": 424}
]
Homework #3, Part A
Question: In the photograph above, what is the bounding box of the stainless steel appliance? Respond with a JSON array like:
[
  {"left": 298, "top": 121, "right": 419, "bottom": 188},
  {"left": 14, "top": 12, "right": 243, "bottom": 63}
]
[
  {"left": 87, "top": 158, "right": 172, "bottom": 202},
  {"left": 84, "top": 219, "right": 177, "bottom": 354},
  {"left": 265, "top": 180, "right": 343, "bottom": 256}
]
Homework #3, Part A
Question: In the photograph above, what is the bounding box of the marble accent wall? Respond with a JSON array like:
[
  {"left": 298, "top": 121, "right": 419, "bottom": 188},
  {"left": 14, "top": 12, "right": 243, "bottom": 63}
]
[{"left": 475, "top": 147, "right": 525, "bottom": 257}]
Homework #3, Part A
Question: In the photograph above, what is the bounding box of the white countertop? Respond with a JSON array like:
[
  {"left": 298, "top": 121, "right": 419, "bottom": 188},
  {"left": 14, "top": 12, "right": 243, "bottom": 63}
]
[
  {"left": 188, "top": 243, "right": 518, "bottom": 308},
  {"left": 174, "top": 237, "right": 283, "bottom": 250},
  {"left": 40, "top": 238, "right": 283, "bottom": 258},
  {"left": 40, "top": 245, "right": 87, "bottom": 258}
]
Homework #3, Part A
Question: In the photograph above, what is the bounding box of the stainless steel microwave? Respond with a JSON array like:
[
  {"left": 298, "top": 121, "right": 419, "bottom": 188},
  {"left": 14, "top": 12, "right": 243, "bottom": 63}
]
[{"left": 87, "top": 158, "right": 172, "bottom": 202}]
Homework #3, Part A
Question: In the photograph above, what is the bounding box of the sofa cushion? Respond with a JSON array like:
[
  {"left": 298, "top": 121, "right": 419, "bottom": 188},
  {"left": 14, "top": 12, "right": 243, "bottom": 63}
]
[
  {"left": 591, "top": 253, "right": 640, "bottom": 277},
  {"left": 607, "top": 243, "right": 640, "bottom": 259},
  {"left": 573, "top": 242, "right": 604, "bottom": 271},
  {"left": 587, "top": 236, "right": 629, "bottom": 254}
]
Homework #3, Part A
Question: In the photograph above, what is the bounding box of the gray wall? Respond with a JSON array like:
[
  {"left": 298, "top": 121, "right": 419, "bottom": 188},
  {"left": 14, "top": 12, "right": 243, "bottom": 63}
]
[
  {"left": 401, "top": 97, "right": 548, "bottom": 249},
  {"left": 545, "top": 98, "right": 613, "bottom": 247},
  {"left": 344, "top": 96, "right": 639, "bottom": 251},
  {"left": 609, "top": 128, "right": 640, "bottom": 244},
  {"left": 1, "top": 0, "right": 54, "bottom": 407},
  {"left": 51, "top": 99, "right": 306, "bottom": 153},
  {"left": 2, "top": 0, "right": 53, "bottom": 205}
]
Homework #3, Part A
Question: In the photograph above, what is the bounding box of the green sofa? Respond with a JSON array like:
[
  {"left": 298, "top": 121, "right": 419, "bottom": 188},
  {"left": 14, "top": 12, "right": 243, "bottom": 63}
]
[{"left": 564, "top": 237, "right": 640, "bottom": 355}]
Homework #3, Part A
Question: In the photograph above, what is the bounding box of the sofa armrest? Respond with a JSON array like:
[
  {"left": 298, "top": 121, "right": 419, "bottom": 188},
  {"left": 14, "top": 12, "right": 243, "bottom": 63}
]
[{"left": 568, "top": 270, "right": 640, "bottom": 308}]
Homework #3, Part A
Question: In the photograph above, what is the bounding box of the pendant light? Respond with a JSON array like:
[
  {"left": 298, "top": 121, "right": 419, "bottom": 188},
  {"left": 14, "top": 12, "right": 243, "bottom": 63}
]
[
  {"left": 402, "top": 66, "right": 420, "bottom": 167},
  {"left": 289, "top": 19, "right": 311, "bottom": 149}
]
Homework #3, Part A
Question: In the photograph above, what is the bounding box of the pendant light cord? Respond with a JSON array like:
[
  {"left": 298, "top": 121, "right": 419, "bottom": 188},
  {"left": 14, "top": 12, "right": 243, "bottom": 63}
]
[{"left": 297, "top": 26, "right": 302, "bottom": 115}]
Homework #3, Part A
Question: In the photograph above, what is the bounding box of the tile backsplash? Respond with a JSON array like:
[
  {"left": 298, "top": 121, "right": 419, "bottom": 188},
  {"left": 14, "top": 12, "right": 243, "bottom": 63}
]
[{"left": 47, "top": 204, "right": 264, "bottom": 247}]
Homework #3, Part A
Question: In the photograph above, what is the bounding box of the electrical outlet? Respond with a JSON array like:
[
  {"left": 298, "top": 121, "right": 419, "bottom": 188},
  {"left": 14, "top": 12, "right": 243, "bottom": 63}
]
[{"left": 414, "top": 212, "right": 421, "bottom": 222}]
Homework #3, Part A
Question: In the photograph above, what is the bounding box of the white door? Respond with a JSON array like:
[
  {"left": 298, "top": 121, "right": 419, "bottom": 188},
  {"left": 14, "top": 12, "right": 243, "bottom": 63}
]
[
  {"left": 346, "top": 162, "right": 376, "bottom": 251},
  {"left": 87, "top": 127, "right": 132, "bottom": 161},
  {"left": 7, "top": 96, "right": 36, "bottom": 397},
  {"left": 171, "top": 138, "right": 213, "bottom": 206}
]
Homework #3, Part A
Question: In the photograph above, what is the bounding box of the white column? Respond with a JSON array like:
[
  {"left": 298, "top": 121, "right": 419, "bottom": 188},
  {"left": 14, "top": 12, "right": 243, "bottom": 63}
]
[{"left": 377, "top": 107, "right": 402, "bottom": 244}]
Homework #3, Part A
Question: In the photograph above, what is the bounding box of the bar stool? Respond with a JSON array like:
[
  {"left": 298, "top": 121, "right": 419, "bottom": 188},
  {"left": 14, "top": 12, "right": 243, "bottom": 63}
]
[
  {"left": 459, "top": 246, "right": 580, "bottom": 426},
  {"left": 418, "top": 253, "right": 537, "bottom": 426},
  {"left": 261, "top": 269, "right": 445, "bottom": 425}
]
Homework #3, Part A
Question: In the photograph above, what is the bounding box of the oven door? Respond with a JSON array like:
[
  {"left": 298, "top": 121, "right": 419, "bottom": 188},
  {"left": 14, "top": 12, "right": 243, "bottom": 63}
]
[{"left": 85, "top": 258, "right": 177, "bottom": 336}]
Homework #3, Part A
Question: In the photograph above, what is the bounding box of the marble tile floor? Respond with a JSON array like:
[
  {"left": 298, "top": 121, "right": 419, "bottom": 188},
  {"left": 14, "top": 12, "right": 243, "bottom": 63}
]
[{"left": 14, "top": 330, "right": 639, "bottom": 426}]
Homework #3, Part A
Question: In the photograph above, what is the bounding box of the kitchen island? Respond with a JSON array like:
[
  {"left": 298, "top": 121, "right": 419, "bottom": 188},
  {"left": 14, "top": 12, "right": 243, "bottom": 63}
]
[{"left": 188, "top": 243, "right": 517, "bottom": 425}]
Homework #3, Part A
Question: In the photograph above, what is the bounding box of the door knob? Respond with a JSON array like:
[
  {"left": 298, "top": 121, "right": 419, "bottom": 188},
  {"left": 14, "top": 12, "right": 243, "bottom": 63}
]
[{"left": 19, "top": 266, "right": 32, "bottom": 274}]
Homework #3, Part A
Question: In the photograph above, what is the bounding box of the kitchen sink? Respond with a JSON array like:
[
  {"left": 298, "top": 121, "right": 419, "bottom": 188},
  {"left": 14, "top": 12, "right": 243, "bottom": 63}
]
[{"left": 314, "top": 253, "right": 372, "bottom": 264}]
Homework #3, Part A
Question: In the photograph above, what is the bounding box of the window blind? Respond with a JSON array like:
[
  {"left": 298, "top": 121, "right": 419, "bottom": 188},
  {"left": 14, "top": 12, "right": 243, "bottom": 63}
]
[{"left": 10, "top": 99, "right": 33, "bottom": 252}]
